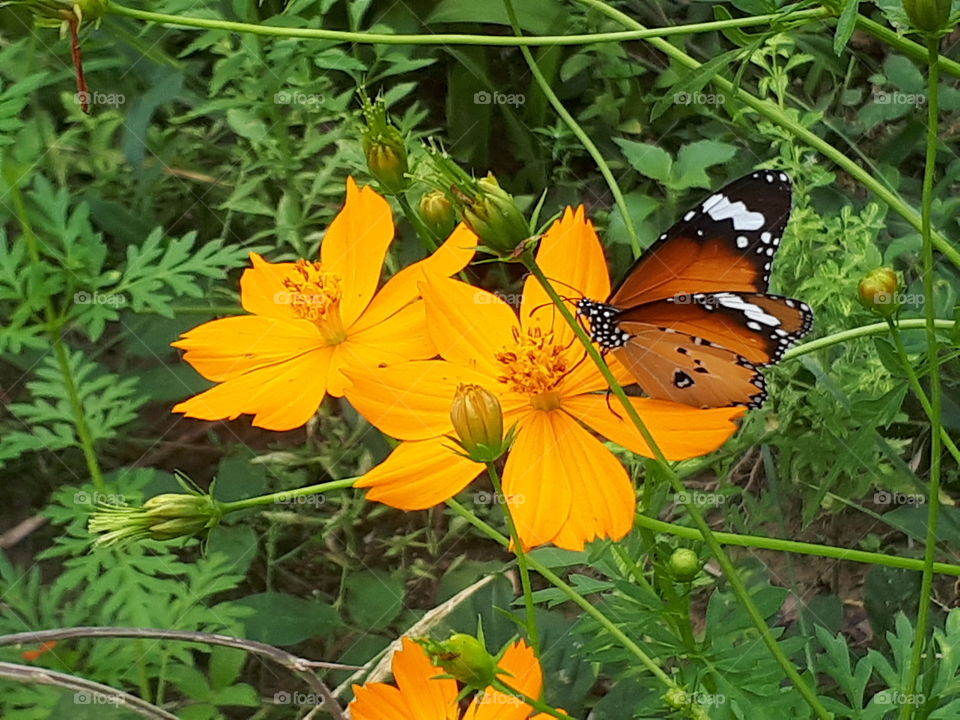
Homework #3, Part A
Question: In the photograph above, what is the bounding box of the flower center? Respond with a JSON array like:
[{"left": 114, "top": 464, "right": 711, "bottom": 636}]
[
  {"left": 282, "top": 260, "right": 347, "bottom": 344},
  {"left": 495, "top": 327, "right": 569, "bottom": 409}
]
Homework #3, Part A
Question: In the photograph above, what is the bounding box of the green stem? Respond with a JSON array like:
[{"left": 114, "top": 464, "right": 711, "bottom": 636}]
[
  {"left": 6, "top": 175, "right": 105, "bottom": 491},
  {"left": 885, "top": 318, "right": 960, "bottom": 465},
  {"left": 105, "top": 2, "right": 826, "bottom": 47},
  {"left": 781, "top": 319, "right": 955, "bottom": 361},
  {"left": 521, "top": 255, "right": 830, "bottom": 719},
  {"left": 900, "top": 36, "right": 944, "bottom": 720},
  {"left": 853, "top": 12, "right": 960, "bottom": 79},
  {"left": 396, "top": 194, "right": 440, "bottom": 252},
  {"left": 634, "top": 514, "right": 960, "bottom": 576},
  {"left": 490, "top": 679, "right": 569, "bottom": 720},
  {"left": 503, "top": 0, "right": 638, "bottom": 254},
  {"left": 575, "top": 0, "right": 960, "bottom": 272},
  {"left": 218, "top": 478, "right": 357, "bottom": 514},
  {"left": 445, "top": 499, "right": 679, "bottom": 691},
  {"left": 486, "top": 462, "right": 539, "bottom": 652}
]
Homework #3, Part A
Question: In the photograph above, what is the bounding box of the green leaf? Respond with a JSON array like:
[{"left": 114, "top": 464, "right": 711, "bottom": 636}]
[
  {"left": 613, "top": 139, "right": 672, "bottom": 183},
  {"left": 345, "top": 570, "right": 405, "bottom": 630},
  {"left": 833, "top": 0, "right": 861, "bottom": 55},
  {"left": 674, "top": 140, "right": 738, "bottom": 189},
  {"left": 210, "top": 647, "right": 247, "bottom": 690},
  {"left": 234, "top": 592, "right": 342, "bottom": 646}
]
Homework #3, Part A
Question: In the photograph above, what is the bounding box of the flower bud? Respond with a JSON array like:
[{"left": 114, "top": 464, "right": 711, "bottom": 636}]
[
  {"left": 450, "top": 384, "right": 508, "bottom": 463},
  {"left": 858, "top": 267, "right": 900, "bottom": 316},
  {"left": 668, "top": 548, "right": 701, "bottom": 582},
  {"left": 417, "top": 634, "right": 499, "bottom": 689},
  {"left": 902, "top": 0, "right": 952, "bottom": 33},
  {"left": 459, "top": 174, "right": 530, "bottom": 256},
  {"left": 664, "top": 687, "right": 690, "bottom": 710},
  {"left": 16, "top": 0, "right": 106, "bottom": 28},
  {"left": 89, "top": 492, "right": 221, "bottom": 547},
  {"left": 361, "top": 93, "right": 409, "bottom": 194},
  {"left": 420, "top": 190, "right": 455, "bottom": 238},
  {"left": 425, "top": 150, "right": 530, "bottom": 257}
]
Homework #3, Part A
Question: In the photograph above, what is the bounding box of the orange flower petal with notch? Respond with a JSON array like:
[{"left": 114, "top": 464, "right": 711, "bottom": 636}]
[
  {"left": 239, "top": 252, "right": 304, "bottom": 321},
  {"left": 422, "top": 277, "right": 519, "bottom": 376},
  {"left": 171, "top": 315, "right": 320, "bottom": 383},
  {"left": 352, "top": 224, "right": 478, "bottom": 335},
  {"left": 519, "top": 206, "right": 611, "bottom": 349},
  {"left": 355, "top": 437, "right": 484, "bottom": 510},
  {"left": 344, "top": 360, "right": 522, "bottom": 441},
  {"left": 503, "top": 409, "right": 634, "bottom": 551},
  {"left": 563, "top": 394, "right": 744, "bottom": 461},
  {"left": 172, "top": 347, "right": 332, "bottom": 430},
  {"left": 463, "top": 640, "right": 544, "bottom": 720},
  {"left": 320, "top": 178, "right": 395, "bottom": 328},
  {"left": 351, "top": 638, "right": 458, "bottom": 720}
]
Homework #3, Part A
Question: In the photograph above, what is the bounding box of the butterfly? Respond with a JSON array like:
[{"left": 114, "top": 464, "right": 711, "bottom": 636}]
[{"left": 576, "top": 170, "right": 813, "bottom": 409}]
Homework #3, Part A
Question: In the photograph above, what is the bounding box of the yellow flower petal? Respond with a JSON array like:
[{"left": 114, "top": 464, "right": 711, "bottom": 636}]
[
  {"left": 519, "top": 207, "right": 611, "bottom": 348},
  {"left": 351, "top": 683, "right": 412, "bottom": 720},
  {"left": 172, "top": 315, "right": 320, "bottom": 382},
  {"left": 239, "top": 252, "right": 304, "bottom": 321},
  {"left": 351, "top": 223, "right": 477, "bottom": 335},
  {"left": 321, "top": 178, "right": 395, "bottom": 328},
  {"left": 503, "top": 410, "right": 634, "bottom": 550},
  {"left": 463, "top": 640, "right": 544, "bottom": 720},
  {"left": 563, "top": 395, "right": 744, "bottom": 461},
  {"left": 355, "top": 437, "right": 483, "bottom": 510},
  {"left": 422, "top": 277, "right": 519, "bottom": 376},
  {"left": 172, "top": 347, "right": 332, "bottom": 431}
]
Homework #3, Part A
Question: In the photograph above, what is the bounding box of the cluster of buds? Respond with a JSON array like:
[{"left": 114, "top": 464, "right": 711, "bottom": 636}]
[
  {"left": 424, "top": 149, "right": 531, "bottom": 257},
  {"left": 88, "top": 491, "right": 222, "bottom": 547},
  {"left": 449, "top": 384, "right": 515, "bottom": 463},
  {"left": 360, "top": 92, "right": 409, "bottom": 195}
]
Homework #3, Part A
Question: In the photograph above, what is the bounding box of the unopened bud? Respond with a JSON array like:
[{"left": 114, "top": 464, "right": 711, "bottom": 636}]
[
  {"left": 417, "top": 634, "right": 499, "bottom": 689},
  {"left": 420, "top": 190, "right": 455, "bottom": 238},
  {"left": 89, "top": 492, "right": 221, "bottom": 547},
  {"left": 668, "top": 548, "right": 700, "bottom": 582},
  {"left": 858, "top": 267, "right": 900, "bottom": 316},
  {"left": 450, "top": 384, "right": 509, "bottom": 463},
  {"left": 902, "top": 0, "right": 952, "bottom": 33},
  {"left": 361, "top": 92, "right": 409, "bottom": 194},
  {"left": 459, "top": 174, "right": 530, "bottom": 255}
]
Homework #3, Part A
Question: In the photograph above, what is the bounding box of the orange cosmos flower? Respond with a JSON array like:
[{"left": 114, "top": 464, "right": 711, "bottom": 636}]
[
  {"left": 345, "top": 207, "right": 745, "bottom": 550},
  {"left": 171, "top": 178, "right": 475, "bottom": 431},
  {"left": 350, "top": 637, "right": 561, "bottom": 720}
]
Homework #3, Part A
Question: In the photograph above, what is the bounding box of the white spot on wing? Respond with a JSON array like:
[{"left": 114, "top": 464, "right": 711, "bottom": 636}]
[
  {"left": 714, "top": 293, "right": 781, "bottom": 327},
  {"left": 702, "top": 194, "right": 765, "bottom": 231}
]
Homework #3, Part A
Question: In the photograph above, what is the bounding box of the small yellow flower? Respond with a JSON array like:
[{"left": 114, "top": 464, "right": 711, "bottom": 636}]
[{"left": 172, "top": 179, "right": 474, "bottom": 430}]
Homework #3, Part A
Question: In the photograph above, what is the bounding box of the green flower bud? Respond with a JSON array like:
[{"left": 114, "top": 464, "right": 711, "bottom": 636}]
[
  {"left": 459, "top": 174, "right": 530, "bottom": 256},
  {"left": 417, "top": 634, "right": 499, "bottom": 689},
  {"left": 450, "top": 384, "right": 509, "bottom": 463},
  {"left": 12, "top": 0, "right": 106, "bottom": 29},
  {"left": 361, "top": 92, "right": 409, "bottom": 194},
  {"left": 902, "top": 0, "right": 952, "bottom": 32},
  {"left": 420, "top": 190, "right": 455, "bottom": 238},
  {"left": 668, "top": 548, "right": 701, "bottom": 582},
  {"left": 89, "top": 492, "right": 221, "bottom": 547},
  {"left": 664, "top": 687, "right": 690, "bottom": 710},
  {"left": 858, "top": 267, "right": 900, "bottom": 317}
]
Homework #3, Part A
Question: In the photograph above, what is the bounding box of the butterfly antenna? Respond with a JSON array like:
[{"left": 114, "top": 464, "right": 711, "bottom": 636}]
[{"left": 604, "top": 387, "right": 624, "bottom": 421}]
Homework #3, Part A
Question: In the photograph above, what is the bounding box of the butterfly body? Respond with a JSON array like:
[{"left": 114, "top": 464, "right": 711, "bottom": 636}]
[{"left": 577, "top": 171, "right": 813, "bottom": 409}]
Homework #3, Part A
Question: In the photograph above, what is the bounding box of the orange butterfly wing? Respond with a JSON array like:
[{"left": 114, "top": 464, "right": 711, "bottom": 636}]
[{"left": 610, "top": 170, "right": 792, "bottom": 308}]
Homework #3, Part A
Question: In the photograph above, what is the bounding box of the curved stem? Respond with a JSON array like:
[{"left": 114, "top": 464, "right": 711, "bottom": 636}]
[
  {"left": 445, "top": 498, "right": 679, "bottom": 691},
  {"left": 486, "top": 462, "right": 539, "bottom": 652},
  {"left": 634, "top": 514, "right": 960, "bottom": 576},
  {"left": 853, "top": 11, "right": 960, "bottom": 78},
  {"left": 574, "top": 0, "right": 960, "bottom": 272},
  {"left": 521, "top": 255, "right": 830, "bottom": 719},
  {"left": 503, "top": 0, "right": 638, "bottom": 254},
  {"left": 218, "top": 477, "right": 357, "bottom": 514},
  {"left": 781, "top": 318, "right": 955, "bottom": 361},
  {"left": 105, "top": 2, "right": 826, "bottom": 47},
  {"left": 900, "top": 36, "right": 944, "bottom": 720}
]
